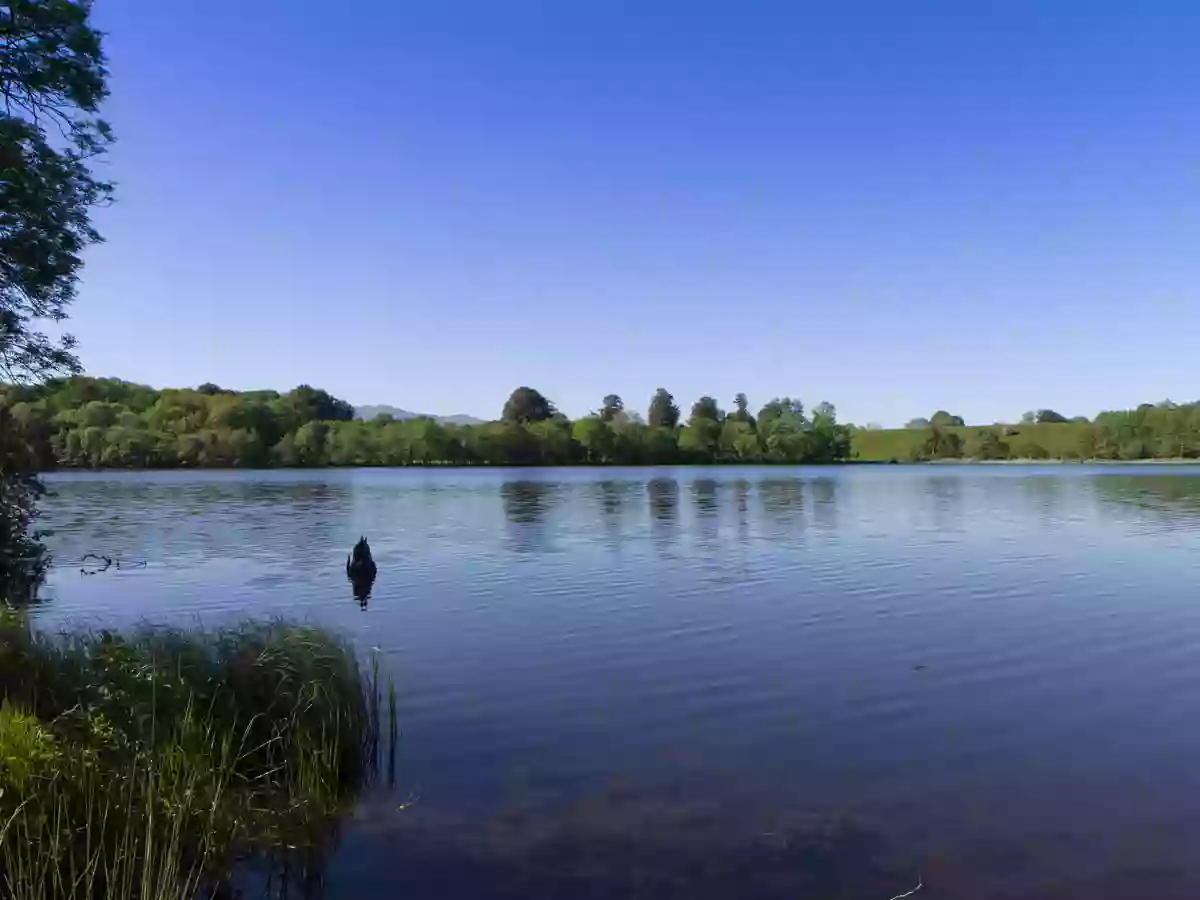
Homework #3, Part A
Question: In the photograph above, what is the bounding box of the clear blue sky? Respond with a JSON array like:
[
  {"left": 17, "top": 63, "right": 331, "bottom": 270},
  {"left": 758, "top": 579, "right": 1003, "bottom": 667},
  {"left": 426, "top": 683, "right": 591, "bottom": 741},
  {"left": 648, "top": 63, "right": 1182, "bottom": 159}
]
[{"left": 76, "top": 1, "right": 1200, "bottom": 426}]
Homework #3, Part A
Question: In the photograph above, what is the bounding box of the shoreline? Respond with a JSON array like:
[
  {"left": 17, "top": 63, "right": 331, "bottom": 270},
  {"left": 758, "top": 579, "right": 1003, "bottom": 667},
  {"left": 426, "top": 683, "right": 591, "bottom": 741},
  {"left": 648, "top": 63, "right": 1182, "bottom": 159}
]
[
  {"left": 926, "top": 457, "right": 1200, "bottom": 465},
  {"left": 37, "top": 458, "right": 1200, "bottom": 474}
]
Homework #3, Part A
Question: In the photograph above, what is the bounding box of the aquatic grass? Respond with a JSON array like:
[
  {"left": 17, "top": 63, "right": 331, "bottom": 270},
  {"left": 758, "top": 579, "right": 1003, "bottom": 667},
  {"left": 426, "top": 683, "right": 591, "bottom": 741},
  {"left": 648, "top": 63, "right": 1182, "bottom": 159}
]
[
  {"left": 0, "top": 708, "right": 233, "bottom": 900},
  {"left": 0, "top": 610, "right": 395, "bottom": 899}
]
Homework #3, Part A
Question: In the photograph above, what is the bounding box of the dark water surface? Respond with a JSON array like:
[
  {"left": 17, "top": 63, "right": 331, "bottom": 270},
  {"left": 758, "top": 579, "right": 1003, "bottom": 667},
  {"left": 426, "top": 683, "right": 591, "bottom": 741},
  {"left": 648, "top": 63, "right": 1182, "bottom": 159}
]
[{"left": 35, "top": 466, "right": 1200, "bottom": 899}]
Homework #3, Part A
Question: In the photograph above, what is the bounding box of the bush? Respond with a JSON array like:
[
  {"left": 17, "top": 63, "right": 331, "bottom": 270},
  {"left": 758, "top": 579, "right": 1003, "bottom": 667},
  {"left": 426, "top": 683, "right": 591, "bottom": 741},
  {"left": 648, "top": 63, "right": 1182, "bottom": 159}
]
[{"left": 0, "top": 474, "right": 48, "bottom": 604}]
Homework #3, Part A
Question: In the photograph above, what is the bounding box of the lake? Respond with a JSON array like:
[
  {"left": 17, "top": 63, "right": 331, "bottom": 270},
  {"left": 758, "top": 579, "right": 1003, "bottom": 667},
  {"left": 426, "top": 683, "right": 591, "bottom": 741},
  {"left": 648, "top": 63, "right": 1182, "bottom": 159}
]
[{"left": 34, "top": 466, "right": 1200, "bottom": 899}]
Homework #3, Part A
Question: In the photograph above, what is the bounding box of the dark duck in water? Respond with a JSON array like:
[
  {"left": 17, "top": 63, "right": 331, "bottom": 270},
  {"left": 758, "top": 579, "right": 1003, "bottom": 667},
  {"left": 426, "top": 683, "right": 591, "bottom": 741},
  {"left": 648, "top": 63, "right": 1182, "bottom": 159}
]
[
  {"left": 346, "top": 537, "right": 377, "bottom": 608},
  {"left": 346, "top": 536, "right": 377, "bottom": 580}
]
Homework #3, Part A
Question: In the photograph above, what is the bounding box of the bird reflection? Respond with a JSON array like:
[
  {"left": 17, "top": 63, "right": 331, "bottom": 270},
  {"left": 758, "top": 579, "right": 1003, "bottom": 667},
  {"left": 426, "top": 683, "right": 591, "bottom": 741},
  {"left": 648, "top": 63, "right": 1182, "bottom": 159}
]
[{"left": 350, "top": 574, "right": 374, "bottom": 610}]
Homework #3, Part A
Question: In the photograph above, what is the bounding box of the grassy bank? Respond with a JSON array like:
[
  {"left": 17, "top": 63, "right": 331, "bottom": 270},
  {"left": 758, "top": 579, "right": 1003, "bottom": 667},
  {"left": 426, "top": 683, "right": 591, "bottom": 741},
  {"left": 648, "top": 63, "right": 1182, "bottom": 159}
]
[{"left": 0, "top": 613, "right": 391, "bottom": 899}]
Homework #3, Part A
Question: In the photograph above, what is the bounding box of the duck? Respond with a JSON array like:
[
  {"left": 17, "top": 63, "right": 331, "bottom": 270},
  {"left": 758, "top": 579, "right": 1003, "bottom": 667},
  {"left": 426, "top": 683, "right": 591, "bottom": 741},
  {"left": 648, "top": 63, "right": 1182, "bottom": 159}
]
[{"left": 346, "top": 536, "right": 377, "bottom": 582}]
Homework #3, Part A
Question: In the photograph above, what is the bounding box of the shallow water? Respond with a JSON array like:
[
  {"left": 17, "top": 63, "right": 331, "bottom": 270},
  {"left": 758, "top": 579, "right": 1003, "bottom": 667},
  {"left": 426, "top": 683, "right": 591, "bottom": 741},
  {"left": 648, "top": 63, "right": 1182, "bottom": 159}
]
[{"left": 35, "top": 466, "right": 1200, "bottom": 899}]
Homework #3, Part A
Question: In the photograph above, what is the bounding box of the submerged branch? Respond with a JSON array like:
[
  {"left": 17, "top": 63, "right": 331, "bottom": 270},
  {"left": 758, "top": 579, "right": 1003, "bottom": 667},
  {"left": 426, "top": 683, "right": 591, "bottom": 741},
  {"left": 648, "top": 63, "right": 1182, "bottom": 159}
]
[{"left": 80, "top": 552, "right": 147, "bottom": 574}]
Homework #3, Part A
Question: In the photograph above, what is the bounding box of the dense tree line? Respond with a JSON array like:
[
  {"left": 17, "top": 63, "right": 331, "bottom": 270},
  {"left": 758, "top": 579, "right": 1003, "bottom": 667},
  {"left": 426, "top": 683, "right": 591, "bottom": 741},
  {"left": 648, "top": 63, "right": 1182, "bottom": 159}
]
[
  {"left": 905, "top": 400, "right": 1200, "bottom": 461},
  {"left": 0, "top": 379, "right": 853, "bottom": 469},
  {"left": 9, "top": 378, "right": 1200, "bottom": 470},
  {"left": 1086, "top": 402, "right": 1200, "bottom": 460}
]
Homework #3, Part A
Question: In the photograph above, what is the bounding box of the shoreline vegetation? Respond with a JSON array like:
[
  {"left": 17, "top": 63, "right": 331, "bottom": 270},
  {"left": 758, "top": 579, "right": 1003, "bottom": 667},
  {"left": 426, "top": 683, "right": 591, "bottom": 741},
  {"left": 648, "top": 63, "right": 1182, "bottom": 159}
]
[
  {"left": 4, "top": 378, "right": 1200, "bottom": 471},
  {"left": 0, "top": 614, "right": 395, "bottom": 899}
]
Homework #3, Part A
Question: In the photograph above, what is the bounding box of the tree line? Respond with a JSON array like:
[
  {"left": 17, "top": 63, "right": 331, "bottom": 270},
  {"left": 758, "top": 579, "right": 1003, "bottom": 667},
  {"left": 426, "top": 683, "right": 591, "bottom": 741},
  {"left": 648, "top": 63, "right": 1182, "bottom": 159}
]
[
  {"left": 0, "top": 379, "right": 852, "bottom": 469},
  {"left": 904, "top": 409, "right": 1085, "bottom": 430},
  {"left": 902, "top": 401, "right": 1200, "bottom": 461}
]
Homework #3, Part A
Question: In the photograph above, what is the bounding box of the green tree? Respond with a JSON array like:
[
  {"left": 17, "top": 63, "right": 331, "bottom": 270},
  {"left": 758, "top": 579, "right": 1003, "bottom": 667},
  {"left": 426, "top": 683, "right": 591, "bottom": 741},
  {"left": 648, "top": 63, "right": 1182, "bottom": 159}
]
[
  {"left": 758, "top": 397, "right": 804, "bottom": 426},
  {"left": 600, "top": 394, "right": 624, "bottom": 422},
  {"left": 964, "top": 428, "right": 1009, "bottom": 461},
  {"left": 482, "top": 421, "right": 539, "bottom": 465},
  {"left": 405, "top": 418, "right": 453, "bottom": 464},
  {"left": 527, "top": 418, "right": 574, "bottom": 464},
  {"left": 291, "top": 421, "right": 330, "bottom": 466},
  {"left": 327, "top": 421, "right": 378, "bottom": 466},
  {"left": 0, "top": 402, "right": 51, "bottom": 597},
  {"left": 573, "top": 416, "right": 614, "bottom": 463},
  {"left": 809, "top": 402, "right": 850, "bottom": 461},
  {"left": 679, "top": 396, "right": 723, "bottom": 461},
  {"left": 642, "top": 424, "right": 679, "bottom": 464},
  {"left": 610, "top": 417, "right": 648, "bottom": 465},
  {"left": 1, "top": 0, "right": 111, "bottom": 600},
  {"left": 720, "top": 419, "right": 760, "bottom": 461},
  {"left": 1077, "top": 425, "right": 1101, "bottom": 460},
  {"left": 276, "top": 385, "right": 353, "bottom": 430},
  {"left": 689, "top": 396, "right": 722, "bottom": 424},
  {"left": 760, "top": 411, "right": 807, "bottom": 461},
  {"left": 0, "top": 0, "right": 111, "bottom": 383},
  {"left": 678, "top": 419, "right": 721, "bottom": 461},
  {"left": 1035, "top": 409, "right": 1068, "bottom": 424},
  {"left": 502, "top": 386, "right": 554, "bottom": 423},
  {"left": 915, "top": 426, "right": 962, "bottom": 460},
  {"left": 905, "top": 417, "right": 930, "bottom": 429},
  {"left": 730, "top": 392, "right": 754, "bottom": 426},
  {"left": 647, "top": 388, "right": 680, "bottom": 429},
  {"left": 929, "top": 410, "right": 965, "bottom": 427}
]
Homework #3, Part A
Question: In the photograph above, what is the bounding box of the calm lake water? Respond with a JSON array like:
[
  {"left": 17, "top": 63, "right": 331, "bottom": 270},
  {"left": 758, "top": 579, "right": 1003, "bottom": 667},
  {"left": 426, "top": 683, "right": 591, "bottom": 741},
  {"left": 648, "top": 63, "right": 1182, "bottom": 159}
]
[{"left": 34, "top": 466, "right": 1200, "bottom": 899}]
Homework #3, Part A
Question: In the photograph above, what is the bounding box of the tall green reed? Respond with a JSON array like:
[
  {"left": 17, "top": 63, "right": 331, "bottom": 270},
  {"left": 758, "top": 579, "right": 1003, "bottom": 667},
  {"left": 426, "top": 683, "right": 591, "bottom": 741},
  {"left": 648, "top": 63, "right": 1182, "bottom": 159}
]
[{"left": 0, "top": 613, "right": 398, "bottom": 899}]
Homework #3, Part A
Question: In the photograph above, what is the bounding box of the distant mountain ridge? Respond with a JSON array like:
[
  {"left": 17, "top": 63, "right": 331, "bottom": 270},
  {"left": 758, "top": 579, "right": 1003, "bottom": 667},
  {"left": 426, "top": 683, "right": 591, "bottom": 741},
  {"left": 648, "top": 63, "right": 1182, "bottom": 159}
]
[{"left": 354, "top": 404, "right": 485, "bottom": 426}]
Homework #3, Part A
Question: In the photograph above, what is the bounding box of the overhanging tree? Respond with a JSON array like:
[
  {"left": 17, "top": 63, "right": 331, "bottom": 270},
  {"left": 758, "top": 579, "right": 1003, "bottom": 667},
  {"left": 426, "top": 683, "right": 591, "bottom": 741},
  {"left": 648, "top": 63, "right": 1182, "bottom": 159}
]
[{"left": 0, "top": 0, "right": 111, "bottom": 600}]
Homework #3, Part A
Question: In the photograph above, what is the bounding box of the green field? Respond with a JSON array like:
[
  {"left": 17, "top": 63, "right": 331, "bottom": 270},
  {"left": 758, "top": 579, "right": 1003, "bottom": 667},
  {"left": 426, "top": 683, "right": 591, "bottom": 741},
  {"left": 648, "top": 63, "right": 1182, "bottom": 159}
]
[{"left": 851, "top": 422, "right": 1093, "bottom": 462}]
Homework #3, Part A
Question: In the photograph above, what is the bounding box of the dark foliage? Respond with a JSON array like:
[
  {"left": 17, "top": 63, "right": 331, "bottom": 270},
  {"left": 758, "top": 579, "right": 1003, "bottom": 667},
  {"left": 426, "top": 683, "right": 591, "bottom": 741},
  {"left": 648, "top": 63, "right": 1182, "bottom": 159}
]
[
  {"left": 501, "top": 386, "right": 555, "bottom": 424},
  {"left": 0, "top": 0, "right": 110, "bottom": 600},
  {"left": 599, "top": 394, "right": 623, "bottom": 422},
  {"left": 647, "top": 388, "right": 680, "bottom": 429}
]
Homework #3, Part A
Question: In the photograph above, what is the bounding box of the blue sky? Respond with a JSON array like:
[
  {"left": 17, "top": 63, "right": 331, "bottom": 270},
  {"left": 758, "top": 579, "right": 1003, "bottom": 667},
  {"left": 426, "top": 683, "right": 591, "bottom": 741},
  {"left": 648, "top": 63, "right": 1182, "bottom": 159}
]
[{"left": 76, "top": 1, "right": 1200, "bottom": 426}]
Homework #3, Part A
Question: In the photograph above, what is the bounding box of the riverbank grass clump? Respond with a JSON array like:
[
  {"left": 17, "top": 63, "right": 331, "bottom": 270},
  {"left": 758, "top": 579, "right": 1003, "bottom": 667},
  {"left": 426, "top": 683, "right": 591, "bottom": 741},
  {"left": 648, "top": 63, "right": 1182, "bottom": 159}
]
[{"left": 0, "top": 612, "right": 384, "bottom": 899}]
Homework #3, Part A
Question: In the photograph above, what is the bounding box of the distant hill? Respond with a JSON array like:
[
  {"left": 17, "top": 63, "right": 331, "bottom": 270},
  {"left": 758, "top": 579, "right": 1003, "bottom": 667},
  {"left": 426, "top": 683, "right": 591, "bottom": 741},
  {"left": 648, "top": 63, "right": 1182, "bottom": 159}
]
[{"left": 354, "top": 404, "right": 485, "bottom": 426}]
